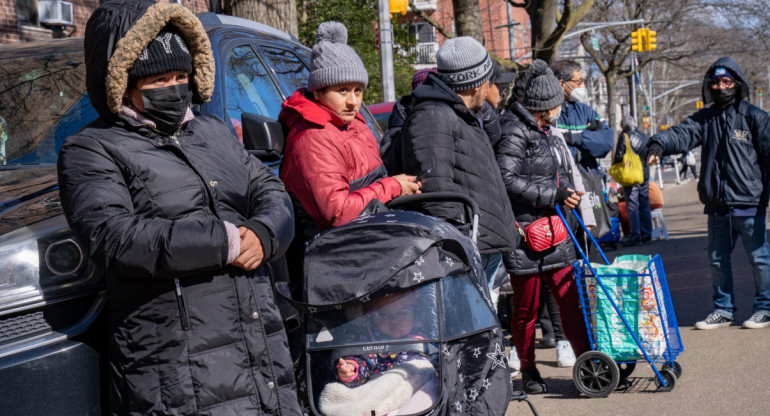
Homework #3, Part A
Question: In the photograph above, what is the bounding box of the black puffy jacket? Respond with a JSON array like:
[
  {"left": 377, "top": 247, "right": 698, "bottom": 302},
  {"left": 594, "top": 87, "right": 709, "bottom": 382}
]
[
  {"left": 481, "top": 101, "right": 503, "bottom": 147},
  {"left": 496, "top": 102, "right": 578, "bottom": 275},
  {"left": 57, "top": 1, "right": 301, "bottom": 414},
  {"left": 400, "top": 73, "right": 518, "bottom": 254},
  {"left": 650, "top": 57, "right": 770, "bottom": 209}
]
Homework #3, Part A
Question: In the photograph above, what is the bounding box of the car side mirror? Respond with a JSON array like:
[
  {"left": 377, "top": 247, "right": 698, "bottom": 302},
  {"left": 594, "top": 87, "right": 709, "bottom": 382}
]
[{"left": 242, "top": 112, "right": 285, "bottom": 162}]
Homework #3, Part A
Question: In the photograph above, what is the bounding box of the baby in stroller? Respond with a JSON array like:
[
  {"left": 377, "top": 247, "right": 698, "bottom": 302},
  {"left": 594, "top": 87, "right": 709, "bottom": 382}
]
[
  {"left": 335, "top": 291, "right": 431, "bottom": 387},
  {"left": 319, "top": 289, "right": 439, "bottom": 416}
]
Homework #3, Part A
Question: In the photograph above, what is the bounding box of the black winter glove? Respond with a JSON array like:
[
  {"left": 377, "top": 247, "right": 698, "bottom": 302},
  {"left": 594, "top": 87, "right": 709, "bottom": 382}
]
[
  {"left": 647, "top": 142, "right": 664, "bottom": 160},
  {"left": 564, "top": 131, "right": 583, "bottom": 146},
  {"left": 555, "top": 186, "right": 572, "bottom": 205},
  {"left": 587, "top": 119, "right": 602, "bottom": 131}
]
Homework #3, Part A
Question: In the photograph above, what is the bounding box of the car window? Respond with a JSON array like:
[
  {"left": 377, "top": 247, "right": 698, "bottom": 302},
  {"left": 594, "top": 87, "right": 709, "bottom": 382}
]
[
  {"left": 260, "top": 45, "right": 309, "bottom": 95},
  {"left": 0, "top": 51, "right": 91, "bottom": 165},
  {"left": 224, "top": 45, "right": 284, "bottom": 140}
]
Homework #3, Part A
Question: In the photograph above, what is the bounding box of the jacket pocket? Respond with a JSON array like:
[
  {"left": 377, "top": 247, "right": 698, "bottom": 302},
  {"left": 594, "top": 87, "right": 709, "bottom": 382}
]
[{"left": 174, "top": 278, "right": 190, "bottom": 330}]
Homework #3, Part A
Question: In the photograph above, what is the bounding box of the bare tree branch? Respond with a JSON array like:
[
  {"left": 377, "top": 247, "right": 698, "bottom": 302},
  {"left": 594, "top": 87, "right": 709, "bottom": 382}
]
[{"left": 408, "top": 0, "right": 455, "bottom": 39}]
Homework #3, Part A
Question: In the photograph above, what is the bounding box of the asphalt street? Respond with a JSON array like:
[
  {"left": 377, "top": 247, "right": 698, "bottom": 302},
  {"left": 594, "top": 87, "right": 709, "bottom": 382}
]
[{"left": 504, "top": 176, "right": 770, "bottom": 416}]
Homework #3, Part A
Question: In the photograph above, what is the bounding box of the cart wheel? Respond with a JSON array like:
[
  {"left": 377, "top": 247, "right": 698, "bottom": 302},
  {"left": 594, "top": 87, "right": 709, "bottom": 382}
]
[
  {"left": 662, "top": 361, "right": 682, "bottom": 379},
  {"left": 573, "top": 351, "right": 620, "bottom": 398},
  {"left": 654, "top": 369, "right": 677, "bottom": 392},
  {"left": 618, "top": 362, "right": 636, "bottom": 380}
]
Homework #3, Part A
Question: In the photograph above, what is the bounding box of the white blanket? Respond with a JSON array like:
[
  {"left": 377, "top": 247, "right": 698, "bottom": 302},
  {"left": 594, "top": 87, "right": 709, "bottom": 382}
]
[{"left": 318, "top": 358, "right": 438, "bottom": 416}]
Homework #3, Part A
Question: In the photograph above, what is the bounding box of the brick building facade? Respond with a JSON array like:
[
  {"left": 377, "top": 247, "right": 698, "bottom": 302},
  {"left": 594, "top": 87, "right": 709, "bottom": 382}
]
[
  {"left": 1, "top": 0, "right": 211, "bottom": 44},
  {"left": 404, "top": 0, "right": 530, "bottom": 69}
]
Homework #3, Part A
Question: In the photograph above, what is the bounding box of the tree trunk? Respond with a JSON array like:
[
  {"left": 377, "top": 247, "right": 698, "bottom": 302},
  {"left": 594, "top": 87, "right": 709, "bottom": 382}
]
[
  {"left": 452, "top": 0, "right": 484, "bottom": 44},
  {"left": 526, "top": 0, "right": 559, "bottom": 63},
  {"left": 605, "top": 73, "right": 618, "bottom": 131},
  {"left": 224, "top": 0, "right": 299, "bottom": 38}
]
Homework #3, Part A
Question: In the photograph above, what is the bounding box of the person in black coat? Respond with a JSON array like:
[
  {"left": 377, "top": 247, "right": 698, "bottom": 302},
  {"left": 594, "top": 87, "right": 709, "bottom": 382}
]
[
  {"left": 56, "top": 1, "right": 301, "bottom": 414},
  {"left": 614, "top": 115, "right": 652, "bottom": 246},
  {"left": 399, "top": 37, "right": 518, "bottom": 296},
  {"left": 495, "top": 60, "right": 590, "bottom": 394},
  {"left": 648, "top": 57, "right": 770, "bottom": 330}
]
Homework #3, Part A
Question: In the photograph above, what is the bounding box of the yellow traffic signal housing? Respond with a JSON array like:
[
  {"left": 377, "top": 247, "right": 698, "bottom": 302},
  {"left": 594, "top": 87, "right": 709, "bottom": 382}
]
[
  {"left": 759, "top": 87, "right": 764, "bottom": 97},
  {"left": 696, "top": 100, "right": 704, "bottom": 109},
  {"left": 661, "top": 124, "right": 669, "bottom": 131},
  {"left": 631, "top": 29, "right": 643, "bottom": 51},
  {"left": 646, "top": 29, "right": 657, "bottom": 51},
  {"left": 390, "top": 0, "right": 408, "bottom": 16}
]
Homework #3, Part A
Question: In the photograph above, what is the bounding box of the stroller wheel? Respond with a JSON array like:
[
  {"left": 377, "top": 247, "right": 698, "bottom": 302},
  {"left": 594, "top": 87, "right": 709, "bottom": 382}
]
[
  {"left": 572, "top": 351, "right": 619, "bottom": 398},
  {"left": 617, "top": 362, "right": 636, "bottom": 380},
  {"left": 661, "top": 361, "right": 682, "bottom": 379},
  {"left": 655, "top": 369, "right": 677, "bottom": 392}
]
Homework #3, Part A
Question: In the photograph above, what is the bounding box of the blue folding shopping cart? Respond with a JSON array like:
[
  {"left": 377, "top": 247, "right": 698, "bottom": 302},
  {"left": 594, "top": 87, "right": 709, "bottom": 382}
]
[{"left": 555, "top": 206, "right": 684, "bottom": 398}]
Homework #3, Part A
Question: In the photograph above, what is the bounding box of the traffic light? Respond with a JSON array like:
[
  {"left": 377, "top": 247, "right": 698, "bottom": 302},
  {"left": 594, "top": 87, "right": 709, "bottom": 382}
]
[
  {"left": 759, "top": 87, "right": 764, "bottom": 97},
  {"left": 631, "top": 29, "right": 643, "bottom": 51},
  {"left": 661, "top": 124, "right": 669, "bottom": 131},
  {"left": 389, "top": 0, "right": 408, "bottom": 16},
  {"left": 645, "top": 29, "right": 657, "bottom": 51},
  {"left": 696, "top": 100, "right": 704, "bottom": 109}
]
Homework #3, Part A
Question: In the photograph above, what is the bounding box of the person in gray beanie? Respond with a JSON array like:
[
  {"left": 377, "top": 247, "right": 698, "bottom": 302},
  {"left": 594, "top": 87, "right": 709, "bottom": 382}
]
[
  {"left": 398, "top": 36, "right": 519, "bottom": 314},
  {"left": 494, "top": 59, "right": 590, "bottom": 395},
  {"left": 278, "top": 21, "right": 420, "bottom": 281}
]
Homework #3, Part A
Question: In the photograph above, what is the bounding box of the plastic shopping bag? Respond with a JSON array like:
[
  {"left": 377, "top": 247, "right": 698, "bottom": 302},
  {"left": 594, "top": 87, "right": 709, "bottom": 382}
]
[
  {"left": 588, "top": 255, "right": 668, "bottom": 360},
  {"left": 609, "top": 133, "right": 644, "bottom": 187}
]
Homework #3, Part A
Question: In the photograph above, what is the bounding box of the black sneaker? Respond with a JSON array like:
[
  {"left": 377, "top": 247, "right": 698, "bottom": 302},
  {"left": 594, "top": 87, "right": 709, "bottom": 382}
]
[
  {"left": 742, "top": 312, "right": 770, "bottom": 329},
  {"left": 621, "top": 236, "right": 641, "bottom": 247},
  {"left": 694, "top": 312, "right": 733, "bottom": 330},
  {"left": 521, "top": 367, "right": 548, "bottom": 394},
  {"left": 536, "top": 337, "right": 556, "bottom": 349}
]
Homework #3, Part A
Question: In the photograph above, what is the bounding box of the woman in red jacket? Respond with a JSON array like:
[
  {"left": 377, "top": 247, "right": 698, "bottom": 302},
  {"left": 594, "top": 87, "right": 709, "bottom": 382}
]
[{"left": 279, "top": 21, "right": 419, "bottom": 234}]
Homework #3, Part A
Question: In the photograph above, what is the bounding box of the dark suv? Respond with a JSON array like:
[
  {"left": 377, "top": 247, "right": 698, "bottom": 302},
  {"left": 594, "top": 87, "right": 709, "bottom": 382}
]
[{"left": 0, "top": 13, "right": 382, "bottom": 415}]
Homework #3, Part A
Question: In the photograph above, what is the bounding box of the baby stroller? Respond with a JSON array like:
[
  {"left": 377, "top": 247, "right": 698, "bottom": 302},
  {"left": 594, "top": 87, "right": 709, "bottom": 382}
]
[{"left": 277, "top": 194, "right": 516, "bottom": 416}]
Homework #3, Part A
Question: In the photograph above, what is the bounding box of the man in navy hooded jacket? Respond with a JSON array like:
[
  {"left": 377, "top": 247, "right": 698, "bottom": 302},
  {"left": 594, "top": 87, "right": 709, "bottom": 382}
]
[
  {"left": 551, "top": 60, "right": 614, "bottom": 172},
  {"left": 647, "top": 57, "right": 770, "bottom": 330}
]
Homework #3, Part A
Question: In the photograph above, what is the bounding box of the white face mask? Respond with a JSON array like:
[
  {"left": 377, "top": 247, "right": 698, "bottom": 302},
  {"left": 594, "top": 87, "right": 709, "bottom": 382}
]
[
  {"left": 569, "top": 87, "right": 589, "bottom": 103},
  {"left": 548, "top": 107, "right": 561, "bottom": 125}
]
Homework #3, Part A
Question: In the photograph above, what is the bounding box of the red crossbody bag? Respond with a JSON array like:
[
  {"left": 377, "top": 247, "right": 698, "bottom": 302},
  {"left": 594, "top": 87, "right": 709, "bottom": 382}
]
[{"left": 516, "top": 171, "right": 569, "bottom": 252}]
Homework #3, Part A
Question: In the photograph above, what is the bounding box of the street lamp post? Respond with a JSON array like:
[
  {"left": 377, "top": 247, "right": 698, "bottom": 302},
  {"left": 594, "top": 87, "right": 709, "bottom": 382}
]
[{"left": 377, "top": 0, "right": 396, "bottom": 102}]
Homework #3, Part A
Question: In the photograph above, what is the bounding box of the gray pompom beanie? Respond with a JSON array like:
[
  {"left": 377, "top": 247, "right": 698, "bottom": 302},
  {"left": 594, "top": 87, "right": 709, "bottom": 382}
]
[
  {"left": 436, "top": 36, "right": 492, "bottom": 91},
  {"left": 308, "top": 21, "right": 369, "bottom": 92},
  {"left": 522, "top": 59, "right": 564, "bottom": 111}
]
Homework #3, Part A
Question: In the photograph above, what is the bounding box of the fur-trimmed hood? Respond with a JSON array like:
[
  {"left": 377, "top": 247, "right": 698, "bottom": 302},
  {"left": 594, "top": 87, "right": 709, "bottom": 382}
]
[{"left": 84, "top": 0, "right": 214, "bottom": 123}]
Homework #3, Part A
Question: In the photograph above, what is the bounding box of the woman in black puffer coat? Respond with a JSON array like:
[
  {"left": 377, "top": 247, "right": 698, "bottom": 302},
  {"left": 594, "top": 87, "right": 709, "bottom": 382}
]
[
  {"left": 57, "top": 1, "right": 301, "bottom": 415},
  {"left": 495, "top": 60, "right": 591, "bottom": 395}
]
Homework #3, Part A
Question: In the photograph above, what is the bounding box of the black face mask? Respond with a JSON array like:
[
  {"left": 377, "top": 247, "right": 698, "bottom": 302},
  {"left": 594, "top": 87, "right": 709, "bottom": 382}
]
[
  {"left": 140, "top": 83, "right": 192, "bottom": 134},
  {"left": 711, "top": 87, "right": 735, "bottom": 106}
]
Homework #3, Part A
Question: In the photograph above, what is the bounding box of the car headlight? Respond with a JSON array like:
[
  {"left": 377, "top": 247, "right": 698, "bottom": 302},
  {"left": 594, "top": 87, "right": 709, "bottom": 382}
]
[
  {"left": 45, "top": 239, "right": 83, "bottom": 276},
  {"left": 0, "top": 238, "right": 40, "bottom": 309},
  {"left": 0, "top": 216, "right": 99, "bottom": 314}
]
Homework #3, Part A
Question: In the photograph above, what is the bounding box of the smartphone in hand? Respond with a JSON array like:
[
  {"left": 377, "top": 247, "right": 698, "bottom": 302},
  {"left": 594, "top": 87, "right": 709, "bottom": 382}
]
[{"left": 414, "top": 168, "right": 432, "bottom": 183}]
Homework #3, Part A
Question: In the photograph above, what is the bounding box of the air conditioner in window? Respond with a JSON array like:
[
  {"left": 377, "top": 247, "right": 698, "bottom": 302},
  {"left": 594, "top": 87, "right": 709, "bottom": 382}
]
[{"left": 38, "top": 1, "right": 74, "bottom": 26}]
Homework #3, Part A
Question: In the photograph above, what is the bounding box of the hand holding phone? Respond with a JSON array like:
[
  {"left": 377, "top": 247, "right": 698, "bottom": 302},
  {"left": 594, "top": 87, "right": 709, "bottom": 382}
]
[{"left": 414, "top": 168, "right": 432, "bottom": 183}]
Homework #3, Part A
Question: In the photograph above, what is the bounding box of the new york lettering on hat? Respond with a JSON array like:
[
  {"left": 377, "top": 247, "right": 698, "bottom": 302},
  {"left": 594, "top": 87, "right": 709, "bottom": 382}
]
[{"left": 129, "top": 30, "right": 192, "bottom": 83}]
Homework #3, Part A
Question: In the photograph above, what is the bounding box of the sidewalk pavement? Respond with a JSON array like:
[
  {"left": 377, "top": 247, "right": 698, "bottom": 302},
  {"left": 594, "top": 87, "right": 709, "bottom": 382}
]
[{"left": 505, "top": 179, "right": 770, "bottom": 416}]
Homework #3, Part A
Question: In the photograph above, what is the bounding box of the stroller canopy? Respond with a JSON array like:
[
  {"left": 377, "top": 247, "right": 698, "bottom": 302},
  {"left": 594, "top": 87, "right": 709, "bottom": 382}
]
[{"left": 301, "top": 210, "right": 488, "bottom": 308}]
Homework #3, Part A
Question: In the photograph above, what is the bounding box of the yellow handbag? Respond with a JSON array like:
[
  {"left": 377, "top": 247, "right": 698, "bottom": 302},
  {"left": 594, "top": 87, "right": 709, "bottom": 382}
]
[{"left": 609, "top": 133, "right": 644, "bottom": 187}]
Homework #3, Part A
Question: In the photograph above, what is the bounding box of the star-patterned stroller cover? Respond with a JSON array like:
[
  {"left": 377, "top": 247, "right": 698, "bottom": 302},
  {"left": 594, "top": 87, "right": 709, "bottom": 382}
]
[{"left": 290, "top": 210, "right": 512, "bottom": 416}]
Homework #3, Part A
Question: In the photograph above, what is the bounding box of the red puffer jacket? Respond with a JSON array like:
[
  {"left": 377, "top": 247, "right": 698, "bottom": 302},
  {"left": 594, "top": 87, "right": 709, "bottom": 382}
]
[{"left": 279, "top": 90, "right": 401, "bottom": 230}]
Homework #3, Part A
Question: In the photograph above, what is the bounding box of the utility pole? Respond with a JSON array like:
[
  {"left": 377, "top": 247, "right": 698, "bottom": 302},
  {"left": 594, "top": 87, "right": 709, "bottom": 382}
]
[
  {"left": 505, "top": 4, "right": 519, "bottom": 60},
  {"left": 649, "top": 61, "right": 655, "bottom": 136},
  {"left": 377, "top": 0, "right": 396, "bottom": 102},
  {"left": 630, "top": 52, "right": 637, "bottom": 121}
]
